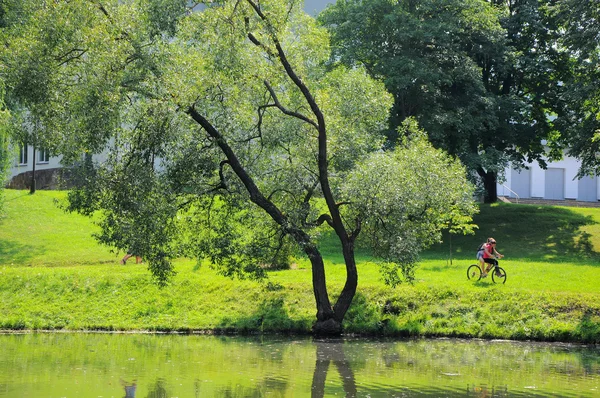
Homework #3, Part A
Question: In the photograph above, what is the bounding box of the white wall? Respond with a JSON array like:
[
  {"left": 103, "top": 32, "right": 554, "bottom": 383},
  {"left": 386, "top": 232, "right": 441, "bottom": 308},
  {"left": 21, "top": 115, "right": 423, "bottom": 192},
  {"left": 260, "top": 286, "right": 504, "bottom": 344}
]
[
  {"left": 8, "top": 145, "right": 63, "bottom": 179},
  {"left": 497, "top": 154, "right": 598, "bottom": 201}
]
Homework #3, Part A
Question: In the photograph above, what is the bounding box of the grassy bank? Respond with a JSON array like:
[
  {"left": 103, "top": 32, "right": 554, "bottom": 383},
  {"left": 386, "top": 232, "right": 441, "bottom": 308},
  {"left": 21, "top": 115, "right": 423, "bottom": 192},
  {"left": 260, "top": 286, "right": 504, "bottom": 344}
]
[{"left": 1, "top": 190, "right": 599, "bottom": 342}]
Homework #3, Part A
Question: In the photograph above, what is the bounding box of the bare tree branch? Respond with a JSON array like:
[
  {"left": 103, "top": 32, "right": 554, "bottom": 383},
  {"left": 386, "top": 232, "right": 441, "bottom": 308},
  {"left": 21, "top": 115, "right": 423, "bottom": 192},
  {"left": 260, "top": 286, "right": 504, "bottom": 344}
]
[
  {"left": 55, "top": 48, "right": 88, "bottom": 67},
  {"left": 263, "top": 81, "right": 318, "bottom": 128},
  {"left": 218, "top": 159, "right": 230, "bottom": 190},
  {"left": 315, "top": 213, "right": 334, "bottom": 228},
  {"left": 247, "top": 31, "right": 277, "bottom": 58},
  {"left": 267, "top": 188, "right": 296, "bottom": 202},
  {"left": 350, "top": 218, "right": 361, "bottom": 242}
]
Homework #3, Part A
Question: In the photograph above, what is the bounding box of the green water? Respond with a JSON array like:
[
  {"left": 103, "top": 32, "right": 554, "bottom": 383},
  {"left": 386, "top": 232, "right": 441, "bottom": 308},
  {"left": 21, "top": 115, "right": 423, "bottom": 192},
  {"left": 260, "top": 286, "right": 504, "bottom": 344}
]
[{"left": 0, "top": 333, "right": 598, "bottom": 397}]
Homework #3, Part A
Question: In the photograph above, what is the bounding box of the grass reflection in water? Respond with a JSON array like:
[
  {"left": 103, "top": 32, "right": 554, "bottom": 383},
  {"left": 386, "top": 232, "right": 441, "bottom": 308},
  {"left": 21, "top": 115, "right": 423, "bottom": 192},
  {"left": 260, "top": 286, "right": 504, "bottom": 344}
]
[{"left": 0, "top": 333, "right": 598, "bottom": 397}]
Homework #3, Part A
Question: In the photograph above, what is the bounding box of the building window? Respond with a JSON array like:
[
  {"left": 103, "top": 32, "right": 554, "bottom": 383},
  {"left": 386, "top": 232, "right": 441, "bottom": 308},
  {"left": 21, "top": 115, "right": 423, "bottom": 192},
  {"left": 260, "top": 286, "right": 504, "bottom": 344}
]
[
  {"left": 18, "top": 144, "right": 28, "bottom": 165},
  {"left": 38, "top": 148, "right": 50, "bottom": 164}
]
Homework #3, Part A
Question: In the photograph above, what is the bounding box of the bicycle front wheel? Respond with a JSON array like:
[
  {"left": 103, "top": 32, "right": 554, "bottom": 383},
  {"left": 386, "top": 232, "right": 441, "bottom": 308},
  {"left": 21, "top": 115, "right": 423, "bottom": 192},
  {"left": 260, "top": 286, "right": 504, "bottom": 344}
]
[
  {"left": 467, "top": 264, "right": 482, "bottom": 281},
  {"left": 491, "top": 267, "right": 507, "bottom": 284}
]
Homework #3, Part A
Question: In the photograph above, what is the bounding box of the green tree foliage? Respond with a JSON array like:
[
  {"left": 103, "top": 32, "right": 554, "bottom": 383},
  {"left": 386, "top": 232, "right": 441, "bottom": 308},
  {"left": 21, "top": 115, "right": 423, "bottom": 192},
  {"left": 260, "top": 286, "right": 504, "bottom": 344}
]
[
  {"left": 0, "top": 0, "right": 20, "bottom": 206},
  {"left": 319, "top": 0, "right": 566, "bottom": 202},
  {"left": 0, "top": 82, "right": 10, "bottom": 208},
  {"left": 1, "top": 0, "right": 476, "bottom": 334},
  {"left": 0, "top": 0, "right": 72, "bottom": 193},
  {"left": 552, "top": 0, "right": 600, "bottom": 176},
  {"left": 342, "top": 119, "right": 477, "bottom": 286}
]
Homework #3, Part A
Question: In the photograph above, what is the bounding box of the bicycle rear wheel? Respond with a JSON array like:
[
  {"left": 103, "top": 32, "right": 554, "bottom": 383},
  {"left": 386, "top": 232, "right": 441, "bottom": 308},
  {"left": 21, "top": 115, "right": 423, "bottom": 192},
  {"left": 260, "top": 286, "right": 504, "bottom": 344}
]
[
  {"left": 467, "top": 264, "right": 482, "bottom": 281},
  {"left": 491, "top": 267, "right": 507, "bottom": 284}
]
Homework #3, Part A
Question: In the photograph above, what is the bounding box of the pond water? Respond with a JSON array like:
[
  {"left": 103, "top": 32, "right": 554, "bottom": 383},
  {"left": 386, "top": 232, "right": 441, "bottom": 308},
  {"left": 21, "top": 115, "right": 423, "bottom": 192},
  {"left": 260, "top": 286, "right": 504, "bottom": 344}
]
[{"left": 0, "top": 333, "right": 598, "bottom": 397}]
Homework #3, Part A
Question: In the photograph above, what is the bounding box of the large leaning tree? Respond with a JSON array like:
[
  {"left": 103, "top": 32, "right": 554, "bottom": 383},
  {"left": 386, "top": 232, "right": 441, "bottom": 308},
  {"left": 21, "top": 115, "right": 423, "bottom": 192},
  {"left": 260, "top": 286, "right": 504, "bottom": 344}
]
[
  {"left": 1, "top": 0, "right": 477, "bottom": 334},
  {"left": 320, "top": 0, "right": 568, "bottom": 202}
]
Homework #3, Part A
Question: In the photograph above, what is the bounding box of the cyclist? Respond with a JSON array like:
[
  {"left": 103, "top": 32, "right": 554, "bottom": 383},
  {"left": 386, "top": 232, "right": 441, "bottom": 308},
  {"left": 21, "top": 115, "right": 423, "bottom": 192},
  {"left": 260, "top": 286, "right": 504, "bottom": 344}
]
[
  {"left": 477, "top": 238, "right": 491, "bottom": 271},
  {"left": 481, "top": 238, "right": 504, "bottom": 278}
]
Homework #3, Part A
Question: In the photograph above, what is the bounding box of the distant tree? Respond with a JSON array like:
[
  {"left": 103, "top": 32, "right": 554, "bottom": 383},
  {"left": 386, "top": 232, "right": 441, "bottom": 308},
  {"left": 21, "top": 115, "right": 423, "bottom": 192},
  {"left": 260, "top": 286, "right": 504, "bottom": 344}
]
[
  {"left": 0, "top": 0, "right": 60, "bottom": 193},
  {"left": 320, "top": 0, "right": 567, "bottom": 202},
  {"left": 0, "top": 0, "right": 19, "bottom": 204},
  {"left": 1, "top": 0, "right": 476, "bottom": 334},
  {"left": 0, "top": 82, "right": 10, "bottom": 207}
]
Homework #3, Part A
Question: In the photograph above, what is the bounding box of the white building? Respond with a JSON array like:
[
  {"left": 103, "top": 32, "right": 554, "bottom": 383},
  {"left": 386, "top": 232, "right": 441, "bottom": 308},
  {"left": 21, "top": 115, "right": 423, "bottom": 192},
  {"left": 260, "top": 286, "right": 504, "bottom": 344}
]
[
  {"left": 7, "top": 141, "right": 598, "bottom": 202},
  {"left": 10, "top": 145, "right": 60, "bottom": 176},
  {"left": 6, "top": 144, "right": 65, "bottom": 189},
  {"left": 497, "top": 153, "right": 599, "bottom": 202}
]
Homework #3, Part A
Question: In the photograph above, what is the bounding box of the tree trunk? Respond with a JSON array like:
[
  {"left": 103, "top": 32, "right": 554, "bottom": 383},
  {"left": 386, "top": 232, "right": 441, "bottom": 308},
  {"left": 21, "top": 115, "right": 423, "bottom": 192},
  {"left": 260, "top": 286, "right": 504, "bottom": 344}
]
[
  {"left": 311, "top": 240, "right": 358, "bottom": 336},
  {"left": 29, "top": 147, "right": 36, "bottom": 194},
  {"left": 483, "top": 173, "right": 497, "bottom": 203},
  {"left": 334, "top": 241, "right": 358, "bottom": 320},
  {"left": 304, "top": 244, "right": 336, "bottom": 326},
  {"left": 478, "top": 167, "right": 497, "bottom": 203}
]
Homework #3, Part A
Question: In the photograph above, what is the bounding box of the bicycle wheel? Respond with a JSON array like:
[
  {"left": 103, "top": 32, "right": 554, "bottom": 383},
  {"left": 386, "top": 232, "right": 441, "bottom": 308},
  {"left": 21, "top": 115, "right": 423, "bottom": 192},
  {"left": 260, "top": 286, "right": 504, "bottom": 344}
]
[
  {"left": 491, "top": 267, "right": 507, "bottom": 284},
  {"left": 467, "top": 264, "right": 482, "bottom": 281}
]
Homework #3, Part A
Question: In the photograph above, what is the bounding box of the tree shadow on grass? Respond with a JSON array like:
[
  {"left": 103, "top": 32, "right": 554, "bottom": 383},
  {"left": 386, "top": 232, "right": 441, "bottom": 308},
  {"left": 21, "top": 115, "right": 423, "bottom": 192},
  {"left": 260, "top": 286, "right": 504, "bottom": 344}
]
[
  {"left": 217, "top": 295, "right": 310, "bottom": 333},
  {"left": 0, "top": 240, "right": 46, "bottom": 266},
  {"left": 427, "top": 203, "right": 600, "bottom": 265}
]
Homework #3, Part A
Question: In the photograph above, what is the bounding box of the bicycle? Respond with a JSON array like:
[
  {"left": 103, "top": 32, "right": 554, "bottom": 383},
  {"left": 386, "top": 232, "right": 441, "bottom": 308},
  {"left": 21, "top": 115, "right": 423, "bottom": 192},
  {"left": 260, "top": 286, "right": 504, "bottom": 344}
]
[{"left": 467, "top": 260, "right": 507, "bottom": 284}]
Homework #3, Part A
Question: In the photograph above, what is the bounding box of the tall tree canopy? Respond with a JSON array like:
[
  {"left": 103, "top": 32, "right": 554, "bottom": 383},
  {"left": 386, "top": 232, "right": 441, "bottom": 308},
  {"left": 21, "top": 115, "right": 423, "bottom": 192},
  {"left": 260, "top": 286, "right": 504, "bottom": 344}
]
[
  {"left": 320, "top": 0, "right": 567, "bottom": 202},
  {"left": 1, "top": 0, "right": 476, "bottom": 334},
  {"left": 552, "top": 0, "right": 600, "bottom": 176}
]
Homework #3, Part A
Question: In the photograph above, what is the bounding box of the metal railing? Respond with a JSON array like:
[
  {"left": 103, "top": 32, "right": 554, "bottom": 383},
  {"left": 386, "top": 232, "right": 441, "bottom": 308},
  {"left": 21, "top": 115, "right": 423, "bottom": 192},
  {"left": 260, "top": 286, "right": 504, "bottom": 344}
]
[{"left": 500, "top": 184, "right": 520, "bottom": 204}]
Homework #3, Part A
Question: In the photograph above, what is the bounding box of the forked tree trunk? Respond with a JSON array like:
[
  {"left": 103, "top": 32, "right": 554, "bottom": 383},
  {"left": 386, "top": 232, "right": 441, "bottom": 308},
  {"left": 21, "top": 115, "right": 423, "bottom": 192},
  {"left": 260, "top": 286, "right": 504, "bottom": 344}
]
[
  {"left": 310, "top": 239, "right": 358, "bottom": 336},
  {"left": 310, "top": 253, "right": 342, "bottom": 335}
]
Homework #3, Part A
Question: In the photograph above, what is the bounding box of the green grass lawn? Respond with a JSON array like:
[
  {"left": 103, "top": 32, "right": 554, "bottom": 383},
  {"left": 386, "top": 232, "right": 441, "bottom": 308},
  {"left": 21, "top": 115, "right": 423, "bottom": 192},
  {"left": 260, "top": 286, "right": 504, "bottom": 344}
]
[
  {"left": 0, "top": 190, "right": 117, "bottom": 266},
  {"left": 1, "top": 189, "right": 599, "bottom": 342}
]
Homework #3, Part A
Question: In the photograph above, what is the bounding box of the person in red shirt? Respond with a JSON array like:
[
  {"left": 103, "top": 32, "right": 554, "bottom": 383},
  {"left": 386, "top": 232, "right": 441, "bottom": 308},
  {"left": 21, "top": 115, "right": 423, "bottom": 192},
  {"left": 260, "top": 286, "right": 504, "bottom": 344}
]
[{"left": 482, "top": 238, "right": 504, "bottom": 278}]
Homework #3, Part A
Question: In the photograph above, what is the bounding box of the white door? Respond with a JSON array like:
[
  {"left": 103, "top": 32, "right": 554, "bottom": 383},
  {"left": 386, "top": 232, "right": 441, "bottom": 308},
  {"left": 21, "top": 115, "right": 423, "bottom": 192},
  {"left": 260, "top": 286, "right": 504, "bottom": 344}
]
[
  {"left": 511, "top": 168, "right": 531, "bottom": 199},
  {"left": 578, "top": 175, "right": 597, "bottom": 202},
  {"left": 545, "top": 168, "right": 565, "bottom": 200}
]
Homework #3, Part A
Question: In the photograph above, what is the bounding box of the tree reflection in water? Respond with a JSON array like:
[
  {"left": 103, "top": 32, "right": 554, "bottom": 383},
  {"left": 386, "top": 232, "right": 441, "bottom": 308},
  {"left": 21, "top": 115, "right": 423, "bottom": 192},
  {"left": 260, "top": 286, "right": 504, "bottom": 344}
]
[
  {"left": 311, "top": 339, "right": 357, "bottom": 398},
  {"left": 1, "top": 334, "right": 599, "bottom": 397},
  {"left": 145, "top": 378, "right": 168, "bottom": 398}
]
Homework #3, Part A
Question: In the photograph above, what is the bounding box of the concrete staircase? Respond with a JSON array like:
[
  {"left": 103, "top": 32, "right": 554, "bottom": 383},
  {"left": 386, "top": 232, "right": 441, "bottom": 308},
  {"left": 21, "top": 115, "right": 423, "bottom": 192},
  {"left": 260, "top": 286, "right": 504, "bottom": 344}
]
[{"left": 498, "top": 196, "right": 600, "bottom": 208}]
